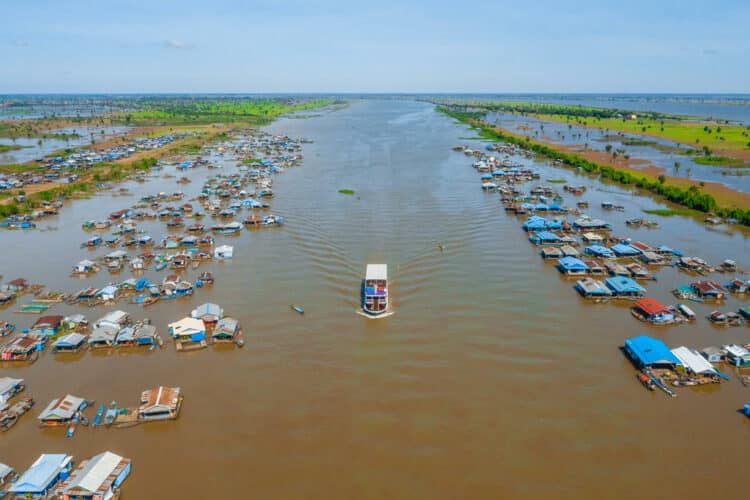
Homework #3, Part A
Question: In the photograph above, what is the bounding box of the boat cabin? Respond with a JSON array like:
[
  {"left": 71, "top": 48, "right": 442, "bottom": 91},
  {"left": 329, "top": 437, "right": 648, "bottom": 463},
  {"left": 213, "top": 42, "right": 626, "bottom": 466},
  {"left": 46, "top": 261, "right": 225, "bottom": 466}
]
[{"left": 363, "top": 264, "right": 388, "bottom": 315}]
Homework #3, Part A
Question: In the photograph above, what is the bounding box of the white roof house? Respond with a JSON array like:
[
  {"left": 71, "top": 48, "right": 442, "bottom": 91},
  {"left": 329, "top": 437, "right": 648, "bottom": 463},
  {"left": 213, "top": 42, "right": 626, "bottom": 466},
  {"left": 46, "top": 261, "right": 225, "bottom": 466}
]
[
  {"left": 671, "top": 346, "right": 717, "bottom": 375},
  {"left": 58, "top": 451, "right": 131, "bottom": 499},
  {"left": 168, "top": 317, "right": 205, "bottom": 338},
  {"left": 38, "top": 394, "right": 85, "bottom": 422},
  {"left": 0, "top": 376, "right": 23, "bottom": 406},
  {"left": 95, "top": 310, "right": 129, "bottom": 329}
]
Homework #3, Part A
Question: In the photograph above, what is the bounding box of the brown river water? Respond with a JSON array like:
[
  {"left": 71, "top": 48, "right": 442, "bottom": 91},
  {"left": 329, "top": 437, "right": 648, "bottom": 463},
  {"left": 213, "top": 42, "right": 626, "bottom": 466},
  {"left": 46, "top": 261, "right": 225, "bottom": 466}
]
[{"left": 1, "top": 99, "right": 750, "bottom": 499}]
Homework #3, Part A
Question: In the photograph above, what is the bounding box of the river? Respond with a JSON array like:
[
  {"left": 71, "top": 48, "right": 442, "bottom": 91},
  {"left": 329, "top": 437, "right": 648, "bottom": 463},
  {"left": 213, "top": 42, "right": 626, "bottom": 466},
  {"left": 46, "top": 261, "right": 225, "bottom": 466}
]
[{"left": 1, "top": 99, "right": 749, "bottom": 499}]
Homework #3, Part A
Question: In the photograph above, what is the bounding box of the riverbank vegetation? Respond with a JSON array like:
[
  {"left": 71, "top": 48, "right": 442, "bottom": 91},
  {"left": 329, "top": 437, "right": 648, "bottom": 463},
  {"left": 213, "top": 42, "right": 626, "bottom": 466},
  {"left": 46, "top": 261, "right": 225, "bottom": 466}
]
[
  {"left": 439, "top": 107, "right": 750, "bottom": 226},
  {"left": 115, "top": 98, "right": 336, "bottom": 126},
  {"left": 446, "top": 101, "right": 750, "bottom": 160}
]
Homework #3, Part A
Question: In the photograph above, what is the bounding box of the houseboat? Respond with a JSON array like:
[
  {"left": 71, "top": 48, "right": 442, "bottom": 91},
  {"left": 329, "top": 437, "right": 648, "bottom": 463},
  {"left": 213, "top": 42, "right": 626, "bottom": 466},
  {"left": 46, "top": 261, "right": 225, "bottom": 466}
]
[
  {"left": 54, "top": 451, "right": 131, "bottom": 500},
  {"left": 574, "top": 278, "right": 612, "bottom": 301},
  {"left": 7, "top": 454, "right": 73, "bottom": 498},
  {"left": 211, "top": 317, "right": 244, "bottom": 347},
  {"left": 362, "top": 264, "right": 389, "bottom": 317},
  {"left": 38, "top": 394, "right": 87, "bottom": 427},
  {"left": 631, "top": 298, "right": 676, "bottom": 325},
  {"left": 168, "top": 317, "right": 207, "bottom": 351},
  {"left": 139, "top": 386, "right": 182, "bottom": 421}
]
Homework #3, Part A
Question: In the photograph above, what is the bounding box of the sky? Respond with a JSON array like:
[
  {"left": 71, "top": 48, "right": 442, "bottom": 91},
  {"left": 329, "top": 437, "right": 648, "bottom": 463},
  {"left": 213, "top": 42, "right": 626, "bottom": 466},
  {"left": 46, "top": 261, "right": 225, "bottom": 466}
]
[{"left": 1, "top": 0, "right": 749, "bottom": 93}]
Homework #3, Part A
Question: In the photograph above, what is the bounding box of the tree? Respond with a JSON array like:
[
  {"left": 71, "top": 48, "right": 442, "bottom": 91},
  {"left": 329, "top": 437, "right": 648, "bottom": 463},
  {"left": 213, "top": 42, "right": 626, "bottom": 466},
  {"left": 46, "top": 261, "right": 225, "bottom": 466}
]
[
  {"left": 658, "top": 175, "right": 666, "bottom": 184},
  {"left": 673, "top": 161, "right": 681, "bottom": 174},
  {"left": 605, "top": 144, "right": 613, "bottom": 153}
]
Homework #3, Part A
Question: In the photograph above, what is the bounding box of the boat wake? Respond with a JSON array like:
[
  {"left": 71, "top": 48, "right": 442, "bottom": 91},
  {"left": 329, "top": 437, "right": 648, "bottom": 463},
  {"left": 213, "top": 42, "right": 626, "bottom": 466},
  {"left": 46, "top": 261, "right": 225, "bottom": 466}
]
[{"left": 355, "top": 309, "right": 395, "bottom": 319}]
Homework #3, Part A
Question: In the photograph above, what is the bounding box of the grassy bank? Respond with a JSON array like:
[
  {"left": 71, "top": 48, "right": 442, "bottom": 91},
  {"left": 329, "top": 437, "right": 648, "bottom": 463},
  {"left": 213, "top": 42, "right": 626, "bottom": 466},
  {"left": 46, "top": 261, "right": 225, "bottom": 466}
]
[
  {"left": 115, "top": 98, "right": 336, "bottom": 126},
  {"left": 480, "top": 101, "right": 750, "bottom": 155},
  {"left": 439, "top": 107, "right": 750, "bottom": 226}
]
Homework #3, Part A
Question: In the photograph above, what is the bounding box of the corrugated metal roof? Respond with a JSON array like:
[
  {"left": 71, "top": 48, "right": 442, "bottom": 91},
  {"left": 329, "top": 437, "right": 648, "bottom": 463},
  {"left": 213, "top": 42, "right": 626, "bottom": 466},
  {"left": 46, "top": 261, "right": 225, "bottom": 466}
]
[
  {"left": 64, "top": 451, "right": 125, "bottom": 495},
  {"left": 624, "top": 335, "right": 681, "bottom": 367},
  {"left": 9, "top": 454, "right": 72, "bottom": 493},
  {"left": 671, "top": 346, "right": 716, "bottom": 375}
]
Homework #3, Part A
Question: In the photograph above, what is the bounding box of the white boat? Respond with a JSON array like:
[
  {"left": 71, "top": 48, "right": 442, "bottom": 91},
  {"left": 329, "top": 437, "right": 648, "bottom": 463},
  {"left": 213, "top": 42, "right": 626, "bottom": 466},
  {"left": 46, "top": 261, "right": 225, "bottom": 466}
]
[{"left": 362, "top": 264, "right": 389, "bottom": 316}]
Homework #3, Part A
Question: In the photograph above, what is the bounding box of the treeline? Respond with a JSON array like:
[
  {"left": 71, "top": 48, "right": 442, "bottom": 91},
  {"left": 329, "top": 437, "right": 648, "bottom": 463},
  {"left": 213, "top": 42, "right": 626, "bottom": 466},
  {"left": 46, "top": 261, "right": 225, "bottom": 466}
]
[
  {"left": 447, "top": 101, "right": 671, "bottom": 121},
  {"left": 439, "top": 107, "right": 750, "bottom": 226}
]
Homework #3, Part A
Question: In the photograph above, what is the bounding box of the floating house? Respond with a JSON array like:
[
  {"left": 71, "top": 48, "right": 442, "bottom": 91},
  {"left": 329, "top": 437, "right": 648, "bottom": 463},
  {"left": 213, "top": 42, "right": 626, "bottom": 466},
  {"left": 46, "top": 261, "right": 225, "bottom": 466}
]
[
  {"left": 0, "top": 291, "right": 16, "bottom": 304},
  {"left": 726, "top": 279, "right": 750, "bottom": 294},
  {"left": 55, "top": 451, "right": 131, "bottom": 500},
  {"left": 557, "top": 257, "right": 589, "bottom": 276},
  {"left": 581, "top": 232, "right": 604, "bottom": 243},
  {"left": 212, "top": 317, "right": 243, "bottom": 345},
  {"left": 51, "top": 333, "right": 87, "bottom": 353},
  {"left": 605, "top": 276, "right": 646, "bottom": 298},
  {"left": 96, "top": 285, "right": 119, "bottom": 302},
  {"left": 640, "top": 251, "right": 666, "bottom": 265},
  {"left": 724, "top": 344, "right": 750, "bottom": 367},
  {"left": 0, "top": 376, "right": 24, "bottom": 408},
  {"left": 168, "top": 317, "right": 206, "bottom": 351},
  {"left": 4, "top": 278, "right": 29, "bottom": 293},
  {"left": 584, "top": 245, "right": 615, "bottom": 259},
  {"left": 574, "top": 278, "right": 612, "bottom": 300},
  {"left": 115, "top": 324, "right": 158, "bottom": 347},
  {"left": 191, "top": 303, "right": 224, "bottom": 325},
  {"left": 88, "top": 325, "right": 119, "bottom": 349},
  {"left": 139, "top": 386, "right": 182, "bottom": 421},
  {"left": 72, "top": 259, "right": 98, "bottom": 275},
  {"left": 573, "top": 218, "right": 611, "bottom": 231},
  {"left": 38, "top": 394, "right": 86, "bottom": 426},
  {"left": 0, "top": 335, "right": 40, "bottom": 361},
  {"left": 691, "top": 280, "right": 727, "bottom": 301},
  {"left": 630, "top": 241, "right": 654, "bottom": 254},
  {"left": 671, "top": 346, "right": 721, "bottom": 379},
  {"left": 611, "top": 243, "right": 641, "bottom": 257},
  {"left": 540, "top": 246, "right": 562, "bottom": 259},
  {"left": 631, "top": 298, "right": 675, "bottom": 325},
  {"left": 95, "top": 310, "right": 131, "bottom": 330},
  {"left": 560, "top": 245, "right": 579, "bottom": 257},
  {"left": 214, "top": 245, "right": 234, "bottom": 259},
  {"left": 622, "top": 335, "right": 681, "bottom": 369},
  {"left": 31, "top": 315, "right": 64, "bottom": 337},
  {"left": 528, "top": 231, "right": 560, "bottom": 246},
  {"left": 522, "top": 215, "right": 548, "bottom": 232},
  {"left": 701, "top": 346, "right": 725, "bottom": 363},
  {"left": 8, "top": 454, "right": 73, "bottom": 498},
  {"left": 583, "top": 259, "right": 606, "bottom": 275}
]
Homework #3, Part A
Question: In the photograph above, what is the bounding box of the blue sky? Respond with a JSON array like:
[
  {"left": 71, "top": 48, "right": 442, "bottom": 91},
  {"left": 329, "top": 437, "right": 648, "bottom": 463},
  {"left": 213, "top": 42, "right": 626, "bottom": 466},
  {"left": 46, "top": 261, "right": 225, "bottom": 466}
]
[{"left": 1, "top": 0, "right": 749, "bottom": 93}]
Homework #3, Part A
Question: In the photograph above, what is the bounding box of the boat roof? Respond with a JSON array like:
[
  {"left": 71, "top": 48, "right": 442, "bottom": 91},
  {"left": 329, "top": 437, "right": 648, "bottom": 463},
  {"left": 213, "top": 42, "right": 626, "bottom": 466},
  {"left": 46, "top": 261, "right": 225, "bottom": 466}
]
[
  {"left": 366, "top": 264, "right": 388, "bottom": 281},
  {"left": 38, "top": 394, "right": 85, "bottom": 420}
]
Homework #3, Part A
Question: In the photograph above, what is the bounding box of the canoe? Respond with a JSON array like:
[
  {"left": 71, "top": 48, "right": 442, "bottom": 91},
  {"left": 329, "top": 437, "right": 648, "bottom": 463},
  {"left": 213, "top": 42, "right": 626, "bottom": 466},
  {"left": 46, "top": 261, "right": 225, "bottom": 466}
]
[
  {"left": 290, "top": 305, "right": 304, "bottom": 314},
  {"left": 92, "top": 405, "right": 104, "bottom": 427},
  {"left": 104, "top": 401, "right": 118, "bottom": 426},
  {"left": 66, "top": 413, "right": 78, "bottom": 438}
]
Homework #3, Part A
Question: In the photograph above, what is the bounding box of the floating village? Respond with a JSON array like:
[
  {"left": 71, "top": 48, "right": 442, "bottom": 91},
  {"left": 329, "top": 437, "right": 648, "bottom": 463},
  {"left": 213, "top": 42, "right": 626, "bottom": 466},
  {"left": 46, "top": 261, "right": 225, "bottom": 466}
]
[
  {"left": 0, "top": 130, "right": 306, "bottom": 498},
  {"left": 456, "top": 143, "right": 750, "bottom": 399},
  {"left": 1, "top": 104, "right": 750, "bottom": 497}
]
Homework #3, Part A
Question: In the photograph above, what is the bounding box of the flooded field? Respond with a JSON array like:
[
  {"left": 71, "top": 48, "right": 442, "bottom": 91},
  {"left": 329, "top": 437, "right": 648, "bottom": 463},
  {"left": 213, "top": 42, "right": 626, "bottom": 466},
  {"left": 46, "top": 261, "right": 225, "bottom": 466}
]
[
  {"left": 0, "top": 125, "right": 131, "bottom": 164},
  {"left": 487, "top": 111, "right": 750, "bottom": 193},
  {"left": 1, "top": 100, "right": 750, "bottom": 499}
]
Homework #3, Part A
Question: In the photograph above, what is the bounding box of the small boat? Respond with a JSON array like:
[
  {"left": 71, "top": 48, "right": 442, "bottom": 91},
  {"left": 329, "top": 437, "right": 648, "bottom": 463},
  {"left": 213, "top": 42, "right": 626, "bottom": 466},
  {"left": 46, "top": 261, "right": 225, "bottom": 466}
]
[
  {"left": 92, "top": 405, "right": 104, "bottom": 427},
  {"left": 362, "top": 264, "right": 389, "bottom": 316},
  {"left": 66, "top": 412, "right": 79, "bottom": 438},
  {"left": 291, "top": 305, "right": 304, "bottom": 314},
  {"left": 637, "top": 373, "right": 655, "bottom": 391},
  {"left": 104, "top": 401, "right": 118, "bottom": 426},
  {"left": 676, "top": 303, "right": 696, "bottom": 321},
  {"left": 0, "top": 322, "right": 14, "bottom": 337}
]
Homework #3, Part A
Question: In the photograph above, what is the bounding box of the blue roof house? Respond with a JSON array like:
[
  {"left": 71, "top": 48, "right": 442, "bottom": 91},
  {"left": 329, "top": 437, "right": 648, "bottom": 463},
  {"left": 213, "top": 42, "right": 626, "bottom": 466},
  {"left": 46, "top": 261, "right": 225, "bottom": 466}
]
[
  {"left": 9, "top": 454, "right": 73, "bottom": 497},
  {"left": 557, "top": 257, "right": 589, "bottom": 276},
  {"left": 585, "top": 245, "right": 615, "bottom": 259},
  {"left": 623, "top": 335, "right": 682, "bottom": 369},
  {"left": 611, "top": 243, "right": 641, "bottom": 257},
  {"left": 605, "top": 276, "right": 646, "bottom": 297}
]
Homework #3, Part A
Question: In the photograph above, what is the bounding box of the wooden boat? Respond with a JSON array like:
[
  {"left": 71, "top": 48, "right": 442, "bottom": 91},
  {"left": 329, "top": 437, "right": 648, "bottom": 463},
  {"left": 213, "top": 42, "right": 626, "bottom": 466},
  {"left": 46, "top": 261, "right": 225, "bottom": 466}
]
[
  {"left": 104, "top": 401, "right": 118, "bottom": 426},
  {"left": 66, "top": 412, "right": 79, "bottom": 438},
  {"left": 0, "top": 322, "right": 14, "bottom": 337},
  {"left": 92, "top": 404, "right": 104, "bottom": 427},
  {"left": 0, "top": 397, "right": 34, "bottom": 432},
  {"left": 637, "top": 373, "right": 655, "bottom": 391},
  {"left": 362, "top": 264, "right": 389, "bottom": 316}
]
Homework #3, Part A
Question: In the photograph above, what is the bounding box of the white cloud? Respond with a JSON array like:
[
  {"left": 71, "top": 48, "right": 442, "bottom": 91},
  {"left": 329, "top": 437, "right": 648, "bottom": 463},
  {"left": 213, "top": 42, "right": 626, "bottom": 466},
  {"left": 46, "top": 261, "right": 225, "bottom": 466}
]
[{"left": 163, "top": 39, "right": 193, "bottom": 50}]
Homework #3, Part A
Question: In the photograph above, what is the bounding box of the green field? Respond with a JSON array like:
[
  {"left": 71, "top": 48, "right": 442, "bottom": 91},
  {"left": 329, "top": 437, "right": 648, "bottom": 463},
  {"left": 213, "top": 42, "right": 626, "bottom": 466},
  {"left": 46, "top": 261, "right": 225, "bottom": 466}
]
[
  {"left": 450, "top": 100, "right": 750, "bottom": 155},
  {"left": 118, "top": 98, "right": 335, "bottom": 126}
]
